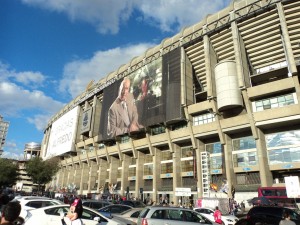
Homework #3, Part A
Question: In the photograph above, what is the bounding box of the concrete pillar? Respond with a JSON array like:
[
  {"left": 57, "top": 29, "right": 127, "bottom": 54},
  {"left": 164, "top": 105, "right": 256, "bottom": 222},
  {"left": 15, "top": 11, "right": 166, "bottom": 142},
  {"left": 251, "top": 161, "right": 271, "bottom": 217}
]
[
  {"left": 121, "top": 155, "right": 131, "bottom": 197},
  {"left": 136, "top": 151, "right": 145, "bottom": 200},
  {"left": 196, "top": 139, "right": 205, "bottom": 198},
  {"left": 276, "top": 2, "right": 297, "bottom": 76},
  {"left": 109, "top": 156, "right": 120, "bottom": 186},
  {"left": 87, "top": 161, "right": 98, "bottom": 193},
  {"left": 153, "top": 148, "right": 162, "bottom": 203},
  {"left": 172, "top": 145, "right": 181, "bottom": 205},
  {"left": 256, "top": 129, "right": 273, "bottom": 186},
  {"left": 224, "top": 134, "right": 236, "bottom": 198},
  {"left": 97, "top": 159, "right": 108, "bottom": 193}
]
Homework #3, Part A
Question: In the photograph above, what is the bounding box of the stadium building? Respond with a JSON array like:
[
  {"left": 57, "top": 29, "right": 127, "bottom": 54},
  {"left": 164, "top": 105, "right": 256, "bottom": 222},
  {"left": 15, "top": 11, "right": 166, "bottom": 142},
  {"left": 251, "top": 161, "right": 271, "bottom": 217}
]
[{"left": 42, "top": 0, "right": 300, "bottom": 204}]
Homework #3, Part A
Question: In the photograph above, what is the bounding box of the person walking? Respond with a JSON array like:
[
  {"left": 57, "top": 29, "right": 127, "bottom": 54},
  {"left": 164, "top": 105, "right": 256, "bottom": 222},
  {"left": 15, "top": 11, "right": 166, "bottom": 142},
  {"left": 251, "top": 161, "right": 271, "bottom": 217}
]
[{"left": 213, "top": 206, "right": 222, "bottom": 224}]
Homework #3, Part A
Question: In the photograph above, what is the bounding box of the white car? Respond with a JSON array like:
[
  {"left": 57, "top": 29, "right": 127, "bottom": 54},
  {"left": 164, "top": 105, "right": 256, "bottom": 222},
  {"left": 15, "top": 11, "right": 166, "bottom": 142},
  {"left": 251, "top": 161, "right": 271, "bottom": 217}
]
[
  {"left": 193, "top": 207, "right": 239, "bottom": 225},
  {"left": 113, "top": 207, "right": 143, "bottom": 223},
  {"left": 12, "top": 196, "right": 63, "bottom": 218},
  {"left": 24, "top": 204, "right": 131, "bottom": 225}
]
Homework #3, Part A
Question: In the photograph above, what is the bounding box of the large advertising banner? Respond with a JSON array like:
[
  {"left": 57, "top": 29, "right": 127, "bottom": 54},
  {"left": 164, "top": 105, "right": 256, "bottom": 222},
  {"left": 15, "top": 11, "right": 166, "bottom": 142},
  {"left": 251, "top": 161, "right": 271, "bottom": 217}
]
[
  {"left": 45, "top": 106, "right": 79, "bottom": 158},
  {"left": 99, "top": 49, "right": 184, "bottom": 141},
  {"left": 99, "top": 57, "right": 165, "bottom": 140}
]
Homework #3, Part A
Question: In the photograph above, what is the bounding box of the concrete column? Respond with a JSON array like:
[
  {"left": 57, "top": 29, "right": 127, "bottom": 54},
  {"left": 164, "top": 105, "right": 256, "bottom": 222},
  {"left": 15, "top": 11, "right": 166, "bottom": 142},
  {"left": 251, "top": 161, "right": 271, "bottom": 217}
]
[
  {"left": 276, "top": 2, "right": 297, "bottom": 76},
  {"left": 79, "top": 163, "right": 88, "bottom": 195},
  {"left": 256, "top": 129, "right": 273, "bottom": 186},
  {"left": 87, "top": 161, "right": 98, "bottom": 193},
  {"left": 195, "top": 139, "right": 205, "bottom": 198},
  {"left": 136, "top": 151, "right": 145, "bottom": 200},
  {"left": 203, "top": 26, "right": 217, "bottom": 98},
  {"left": 153, "top": 148, "right": 162, "bottom": 203},
  {"left": 224, "top": 134, "right": 236, "bottom": 198},
  {"left": 172, "top": 145, "right": 181, "bottom": 205},
  {"left": 121, "top": 155, "right": 131, "bottom": 197},
  {"left": 97, "top": 159, "right": 108, "bottom": 193},
  {"left": 109, "top": 156, "right": 119, "bottom": 186}
]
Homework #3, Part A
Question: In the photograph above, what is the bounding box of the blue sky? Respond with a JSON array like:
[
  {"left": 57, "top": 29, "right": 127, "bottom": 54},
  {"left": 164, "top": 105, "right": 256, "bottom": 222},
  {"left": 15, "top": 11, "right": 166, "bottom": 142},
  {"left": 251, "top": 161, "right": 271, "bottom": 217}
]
[{"left": 0, "top": 0, "right": 231, "bottom": 159}]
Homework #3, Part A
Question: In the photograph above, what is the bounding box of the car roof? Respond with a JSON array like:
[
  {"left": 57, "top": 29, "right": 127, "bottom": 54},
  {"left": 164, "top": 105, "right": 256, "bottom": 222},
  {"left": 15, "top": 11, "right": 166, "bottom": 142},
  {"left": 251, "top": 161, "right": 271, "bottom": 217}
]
[{"left": 29, "top": 204, "right": 111, "bottom": 219}]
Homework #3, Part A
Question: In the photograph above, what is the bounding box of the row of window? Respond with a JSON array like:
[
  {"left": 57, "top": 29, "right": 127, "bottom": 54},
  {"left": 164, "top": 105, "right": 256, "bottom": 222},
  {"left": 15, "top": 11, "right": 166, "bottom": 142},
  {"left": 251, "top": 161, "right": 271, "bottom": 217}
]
[
  {"left": 116, "top": 130, "right": 300, "bottom": 177},
  {"left": 193, "top": 92, "right": 297, "bottom": 125}
]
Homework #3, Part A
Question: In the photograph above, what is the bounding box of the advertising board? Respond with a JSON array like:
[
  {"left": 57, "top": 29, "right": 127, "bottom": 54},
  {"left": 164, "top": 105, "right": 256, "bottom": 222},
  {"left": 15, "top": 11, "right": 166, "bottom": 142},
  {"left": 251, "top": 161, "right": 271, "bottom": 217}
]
[
  {"left": 45, "top": 106, "right": 79, "bottom": 158},
  {"left": 99, "top": 48, "right": 184, "bottom": 141}
]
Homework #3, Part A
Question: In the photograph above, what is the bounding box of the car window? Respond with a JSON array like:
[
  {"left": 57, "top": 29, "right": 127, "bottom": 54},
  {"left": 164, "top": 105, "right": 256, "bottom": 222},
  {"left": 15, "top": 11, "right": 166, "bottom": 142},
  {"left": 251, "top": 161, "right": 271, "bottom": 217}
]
[
  {"left": 139, "top": 208, "right": 150, "bottom": 218},
  {"left": 91, "top": 202, "right": 103, "bottom": 209},
  {"left": 82, "top": 202, "right": 90, "bottom": 207},
  {"left": 82, "top": 208, "right": 107, "bottom": 222},
  {"left": 151, "top": 209, "right": 168, "bottom": 219},
  {"left": 45, "top": 206, "right": 69, "bottom": 216},
  {"left": 286, "top": 209, "right": 300, "bottom": 221},
  {"left": 131, "top": 210, "right": 141, "bottom": 218},
  {"left": 44, "top": 201, "right": 60, "bottom": 207},
  {"left": 168, "top": 209, "right": 182, "bottom": 221},
  {"left": 26, "top": 201, "right": 43, "bottom": 208},
  {"left": 185, "top": 211, "right": 212, "bottom": 224}
]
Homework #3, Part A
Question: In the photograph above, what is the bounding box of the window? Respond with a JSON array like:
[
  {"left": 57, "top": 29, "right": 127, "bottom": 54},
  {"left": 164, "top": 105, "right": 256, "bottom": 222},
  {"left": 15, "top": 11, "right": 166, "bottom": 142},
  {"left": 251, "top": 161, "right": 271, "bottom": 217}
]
[
  {"left": 161, "top": 162, "right": 173, "bottom": 174},
  {"left": 233, "top": 152, "right": 258, "bottom": 167},
  {"left": 150, "top": 125, "right": 166, "bottom": 135},
  {"left": 253, "top": 93, "right": 296, "bottom": 112},
  {"left": 129, "top": 167, "right": 136, "bottom": 176},
  {"left": 120, "top": 135, "right": 130, "bottom": 143},
  {"left": 144, "top": 164, "right": 153, "bottom": 175},
  {"left": 181, "top": 160, "right": 194, "bottom": 172},
  {"left": 181, "top": 147, "right": 193, "bottom": 158},
  {"left": 161, "top": 151, "right": 172, "bottom": 161},
  {"left": 26, "top": 201, "right": 43, "bottom": 208},
  {"left": 210, "top": 156, "right": 222, "bottom": 169},
  {"left": 206, "top": 142, "right": 222, "bottom": 154},
  {"left": 233, "top": 136, "right": 256, "bottom": 151},
  {"left": 193, "top": 113, "right": 215, "bottom": 126},
  {"left": 266, "top": 130, "right": 300, "bottom": 165},
  {"left": 45, "top": 206, "right": 69, "bottom": 216},
  {"left": 82, "top": 208, "right": 107, "bottom": 221},
  {"left": 232, "top": 136, "right": 258, "bottom": 167}
]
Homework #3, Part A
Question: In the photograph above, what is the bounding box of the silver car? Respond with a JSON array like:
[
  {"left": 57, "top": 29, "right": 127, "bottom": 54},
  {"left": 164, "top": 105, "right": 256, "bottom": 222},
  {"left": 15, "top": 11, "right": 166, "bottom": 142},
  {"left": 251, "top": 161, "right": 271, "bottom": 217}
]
[{"left": 137, "top": 206, "right": 219, "bottom": 225}]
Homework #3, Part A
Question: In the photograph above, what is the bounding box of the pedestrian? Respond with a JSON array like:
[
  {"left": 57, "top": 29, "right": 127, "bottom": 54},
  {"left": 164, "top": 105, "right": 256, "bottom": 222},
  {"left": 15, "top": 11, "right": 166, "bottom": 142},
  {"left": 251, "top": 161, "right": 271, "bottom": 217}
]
[
  {"left": 213, "top": 206, "right": 222, "bottom": 224},
  {"left": 65, "top": 197, "right": 83, "bottom": 225},
  {"left": 279, "top": 212, "right": 296, "bottom": 225},
  {"left": 240, "top": 201, "right": 245, "bottom": 214},
  {"left": 0, "top": 201, "right": 22, "bottom": 225}
]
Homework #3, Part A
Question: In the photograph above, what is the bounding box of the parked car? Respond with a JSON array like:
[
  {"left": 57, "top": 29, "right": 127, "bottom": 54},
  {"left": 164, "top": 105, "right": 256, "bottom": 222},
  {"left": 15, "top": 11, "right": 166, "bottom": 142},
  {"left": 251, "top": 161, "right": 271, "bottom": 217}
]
[
  {"left": 23, "top": 204, "right": 131, "bottom": 225},
  {"left": 246, "top": 206, "right": 300, "bottom": 225},
  {"left": 120, "top": 200, "right": 146, "bottom": 208},
  {"left": 11, "top": 196, "right": 63, "bottom": 219},
  {"left": 82, "top": 199, "right": 112, "bottom": 210},
  {"left": 194, "top": 207, "right": 239, "bottom": 225},
  {"left": 113, "top": 207, "right": 143, "bottom": 224},
  {"left": 98, "top": 204, "right": 133, "bottom": 218},
  {"left": 137, "top": 205, "right": 219, "bottom": 225}
]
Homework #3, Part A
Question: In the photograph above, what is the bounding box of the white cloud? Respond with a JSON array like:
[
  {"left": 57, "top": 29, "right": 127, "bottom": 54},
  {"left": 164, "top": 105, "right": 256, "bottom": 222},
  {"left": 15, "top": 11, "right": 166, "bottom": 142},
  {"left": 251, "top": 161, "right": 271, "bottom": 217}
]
[
  {"left": 0, "top": 61, "right": 46, "bottom": 88},
  {"left": 138, "top": 0, "right": 231, "bottom": 32},
  {"left": 59, "top": 43, "right": 154, "bottom": 98},
  {"left": 21, "top": 0, "right": 231, "bottom": 34},
  {"left": 14, "top": 71, "right": 46, "bottom": 87},
  {"left": 0, "top": 62, "right": 65, "bottom": 131},
  {"left": 1, "top": 141, "right": 24, "bottom": 160},
  {"left": 21, "top": 0, "right": 137, "bottom": 34},
  {"left": 0, "top": 82, "right": 64, "bottom": 118}
]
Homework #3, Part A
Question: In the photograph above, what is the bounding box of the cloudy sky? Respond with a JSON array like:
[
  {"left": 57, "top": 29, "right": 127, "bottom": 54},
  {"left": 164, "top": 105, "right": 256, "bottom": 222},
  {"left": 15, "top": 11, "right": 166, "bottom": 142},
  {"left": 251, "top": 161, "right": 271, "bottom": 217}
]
[{"left": 0, "top": 0, "right": 231, "bottom": 159}]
